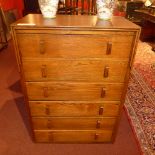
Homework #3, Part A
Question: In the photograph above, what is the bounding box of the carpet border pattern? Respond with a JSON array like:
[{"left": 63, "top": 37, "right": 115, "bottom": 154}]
[{"left": 125, "top": 68, "right": 155, "bottom": 155}]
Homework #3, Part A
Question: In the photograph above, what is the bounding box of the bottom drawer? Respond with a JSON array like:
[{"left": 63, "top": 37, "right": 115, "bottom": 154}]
[
  {"left": 32, "top": 117, "right": 116, "bottom": 130},
  {"left": 34, "top": 130, "right": 113, "bottom": 143}
]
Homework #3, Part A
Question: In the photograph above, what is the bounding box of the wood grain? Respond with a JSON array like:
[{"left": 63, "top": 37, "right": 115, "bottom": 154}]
[
  {"left": 32, "top": 117, "right": 116, "bottom": 130},
  {"left": 22, "top": 59, "right": 129, "bottom": 82},
  {"left": 17, "top": 33, "right": 133, "bottom": 59},
  {"left": 11, "top": 14, "right": 140, "bottom": 30},
  {"left": 34, "top": 130, "right": 113, "bottom": 143},
  {"left": 26, "top": 82, "right": 124, "bottom": 101},
  {"left": 11, "top": 14, "right": 140, "bottom": 143},
  {"left": 29, "top": 101, "right": 120, "bottom": 117}
]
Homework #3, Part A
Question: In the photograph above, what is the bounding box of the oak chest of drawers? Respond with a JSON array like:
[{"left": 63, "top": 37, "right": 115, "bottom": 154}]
[{"left": 11, "top": 14, "right": 140, "bottom": 143}]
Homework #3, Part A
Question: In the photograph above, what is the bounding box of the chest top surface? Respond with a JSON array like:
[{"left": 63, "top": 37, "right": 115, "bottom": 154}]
[{"left": 11, "top": 14, "right": 140, "bottom": 30}]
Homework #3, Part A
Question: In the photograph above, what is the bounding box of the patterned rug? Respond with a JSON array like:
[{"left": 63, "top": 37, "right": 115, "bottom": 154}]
[{"left": 124, "top": 41, "right": 155, "bottom": 155}]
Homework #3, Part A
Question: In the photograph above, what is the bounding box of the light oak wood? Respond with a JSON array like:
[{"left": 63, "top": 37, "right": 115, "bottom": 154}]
[
  {"left": 26, "top": 82, "right": 124, "bottom": 101},
  {"left": 32, "top": 117, "right": 116, "bottom": 130},
  {"left": 11, "top": 14, "right": 140, "bottom": 143},
  {"left": 22, "top": 59, "right": 128, "bottom": 82},
  {"left": 29, "top": 101, "right": 120, "bottom": 117},
  {"left": 34, "top": 130, "right": 113, "bottom": 143},
  {"left": 17, "top": 33, "right": 133, "bottom": 59},
  {"left": 11, "top": 14, "right": 140, "bottom": 30}
]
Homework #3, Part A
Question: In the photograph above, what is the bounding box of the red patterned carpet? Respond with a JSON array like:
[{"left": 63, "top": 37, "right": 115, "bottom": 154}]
[{"left": 125, "top": 41, "right": 155, "bottom": 155}]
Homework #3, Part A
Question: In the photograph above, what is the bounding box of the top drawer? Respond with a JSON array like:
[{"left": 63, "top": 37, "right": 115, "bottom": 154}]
[{"left": 16, "top": 32, "right": 134, "bottom": 59}]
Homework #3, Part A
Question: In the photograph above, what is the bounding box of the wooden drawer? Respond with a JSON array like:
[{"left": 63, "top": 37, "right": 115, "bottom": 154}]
[
  {"left": 34, "top": 130, "right": 113, "bottom": 143},
  {"left": 29, "top": 101, "right": 120, "bottom": 117},
  {"left": 22, "top": 59, "right": 128, "bottom": 82},
  {"left": 26, "top": 82, "right": 124, "bottom": 101},
  {"left": 17, "top": 33, "right": 133, "bottom": 59},
  {"left": 32, "top": 117, "right": 116, "bottom": 130}
]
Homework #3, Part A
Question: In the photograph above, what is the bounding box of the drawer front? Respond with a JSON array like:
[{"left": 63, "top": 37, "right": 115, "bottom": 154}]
[
  {"left": 32, "top": 117, "right": 116, "bottom": 130},
  {"left": 29, "top": 101, "right": 120, "bottom": 117},
  {"left": 23, "top": 59, "right": 128, "bottom": 82},
  {"left": 26, "top": 82, "right": 124, "bottom": 101},
  {"left": 17, "top": 33, "right": 133, "bottom": 59},
  {"left": 34, "top": 130, "right": 113, "bottom": 143}
]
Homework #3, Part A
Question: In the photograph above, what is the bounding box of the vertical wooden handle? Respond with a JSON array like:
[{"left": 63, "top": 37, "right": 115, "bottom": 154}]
[
  {"left": 101, "top": 88, "right": 106, "bottom": 98},
  {"left": 43, "top": 87, "right": 49, "bottom": 98},
  {"left": 40, "top": 40, "right": 45, "bottom": 54},
  {"left": 45, "top": 105, "right": 50, "bottom": 115},
  {"left": 94, "top": 133, "right": 99, "bottom": 140},
  {"left": 106, "top": 42, "right": 112, "bottom": 55},
  {"left": 47, "top": 119, "right": 52, "bottom": 129},
  {"left": 104, "top": 66, "right": 109, "bottom": 78},
  {"left": 96, "top": 120, "right": 101, "bottom": 129},
  {"left": 99, "top": 106, "right": 104, "bottom": 115},
  {"left": 48, "top": 132, "right": 53, "bottom": 141},
  {"left": 41, "top": 65, "right": 47, "bottom": 78}
]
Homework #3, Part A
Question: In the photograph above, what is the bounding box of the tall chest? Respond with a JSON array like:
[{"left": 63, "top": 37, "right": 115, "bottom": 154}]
[{"left": 11, "top": 14, "right": 140, "bottom": 143}]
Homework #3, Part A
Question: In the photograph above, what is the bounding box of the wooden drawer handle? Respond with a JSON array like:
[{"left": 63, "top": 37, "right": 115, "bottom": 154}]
[
  {"left": 96, "top": 120, "right": 101, "bottom": 129},
  {"left": 41, "top": 65, "right": 47, "bottom": 78},
  {"left": 45, "top": 105, "right": 50, "bottom": 115},
  {"left": 99, "top": 106, "right": 104, "bottom": 115},
  {"left": 101, "top": 88, "right": 106, "bottom": 98},
  {"left": 43, "top": 87, "right": 49, "bottom": 98},
  {"left": 48, "top": 132, "right": 53, "bottom": 141},
  {"left": 47, "top": 119, "right": 52, "bottom": 129},
  {"left": 104, "top": 66, "right": 109, "bottom": 78},
  {"left": 94, "top": 133, "right": 99, "bottom": 140},
  {"left": 39, "top": 40, "right": 45, "bottom": 54},
  {"left": 106, "top": 42, "right": 112, "bottom": 55}
]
